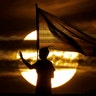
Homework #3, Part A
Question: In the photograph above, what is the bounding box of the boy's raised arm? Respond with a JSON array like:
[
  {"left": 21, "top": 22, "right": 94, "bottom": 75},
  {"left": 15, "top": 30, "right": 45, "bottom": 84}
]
[{"left": 19, "top": 51, "right": 35, "bottom": 69}]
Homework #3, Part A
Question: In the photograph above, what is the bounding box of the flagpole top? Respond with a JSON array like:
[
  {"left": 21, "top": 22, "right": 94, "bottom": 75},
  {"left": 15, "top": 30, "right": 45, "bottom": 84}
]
[{"left": 35, "top": 3, "right": 38, "bottom": 8}]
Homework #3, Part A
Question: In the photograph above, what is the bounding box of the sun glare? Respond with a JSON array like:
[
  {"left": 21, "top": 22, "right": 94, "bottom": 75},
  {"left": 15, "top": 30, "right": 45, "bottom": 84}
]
[
  {"left": 18, "top": 30, "right": 79, "bottom": 88},
  {"left": 24, "top": 30, "right": 37, "bottom": 40},
  {"left": 21, "top": 68, "right": 76, "bottom": 88}
]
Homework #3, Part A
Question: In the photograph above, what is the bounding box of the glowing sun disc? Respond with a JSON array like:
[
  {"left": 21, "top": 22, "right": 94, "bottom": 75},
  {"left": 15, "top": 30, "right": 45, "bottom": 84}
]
[
  {"left": 21, "top": 69, "right": 76, "bottom": 88},
  {"left": 18, "top": 30, "right": 78, "bottom": 88},
  {"left": 24, "top": 30, "right": 37, "bottom": 40}
]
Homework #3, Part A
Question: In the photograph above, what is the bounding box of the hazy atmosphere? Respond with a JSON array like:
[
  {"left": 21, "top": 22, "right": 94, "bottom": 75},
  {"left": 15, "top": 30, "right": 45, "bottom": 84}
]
[{"left": 0, "top": 0, "right": 96, "bottom": 95}]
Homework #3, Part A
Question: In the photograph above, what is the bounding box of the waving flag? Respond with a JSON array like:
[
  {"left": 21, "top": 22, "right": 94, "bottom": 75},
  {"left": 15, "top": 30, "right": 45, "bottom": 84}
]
[{"left": 36, "top": 5, "right": 96, "bottom": 56}]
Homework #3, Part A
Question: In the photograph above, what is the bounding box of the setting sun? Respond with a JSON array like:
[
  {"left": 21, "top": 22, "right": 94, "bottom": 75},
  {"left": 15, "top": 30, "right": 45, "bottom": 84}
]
[
  {"left": 24, "top": 30, "right": 37, "bottom": 40},
  {"left": 21, "top": 68, "right": 77, "bottom": 88},
  {"left": 18, "top": 30, "right": 79, "bottom": 88}
]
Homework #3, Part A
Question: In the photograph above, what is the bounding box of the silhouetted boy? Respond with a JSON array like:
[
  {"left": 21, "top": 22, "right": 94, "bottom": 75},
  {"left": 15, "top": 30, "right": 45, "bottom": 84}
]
[{"left": 19, "top": 47, "right": 55, "bottom": 95}]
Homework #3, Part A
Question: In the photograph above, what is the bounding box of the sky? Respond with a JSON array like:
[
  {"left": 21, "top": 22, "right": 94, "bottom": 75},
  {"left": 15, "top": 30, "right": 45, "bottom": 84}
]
[
  {"left": 0, "top": 0, "right": 96, "bottom": 70},
  {"left": 0, "top": 0, "right": 96, "bottom": 94},
  {"left": 0, "top": 0, "right": 96, "bottom": 40}
]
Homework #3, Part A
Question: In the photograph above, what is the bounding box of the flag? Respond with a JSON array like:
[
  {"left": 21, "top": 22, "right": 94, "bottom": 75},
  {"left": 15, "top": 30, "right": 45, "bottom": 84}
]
[{"left": 37, "top": 7, "right": 96, "bottom": 56}]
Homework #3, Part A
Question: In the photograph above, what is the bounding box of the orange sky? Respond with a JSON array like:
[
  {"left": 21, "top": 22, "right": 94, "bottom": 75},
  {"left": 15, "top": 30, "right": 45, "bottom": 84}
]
[{"left": 0, "top": 0, "right": 96, "bottom": 40}]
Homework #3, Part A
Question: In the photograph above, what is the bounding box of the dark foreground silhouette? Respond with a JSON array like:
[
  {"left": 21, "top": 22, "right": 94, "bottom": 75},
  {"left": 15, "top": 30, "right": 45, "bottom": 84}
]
[{"left": 19, "top": 47, "right": 55, "bottom": 95}]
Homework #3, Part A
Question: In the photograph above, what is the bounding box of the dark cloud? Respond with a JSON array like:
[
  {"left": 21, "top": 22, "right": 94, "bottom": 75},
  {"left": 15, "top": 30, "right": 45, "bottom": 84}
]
[
  {"left": 0, "top": 0, "right": 96, "bottom": 39},
  {"left": 0, "top": 18, "right": 35, "bottom": 38}
]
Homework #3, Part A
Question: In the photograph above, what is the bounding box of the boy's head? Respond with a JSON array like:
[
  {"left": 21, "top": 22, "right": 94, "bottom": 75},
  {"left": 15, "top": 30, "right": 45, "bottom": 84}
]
[{"left": 39, "top": 47, "right": 49, "bottom": 59}]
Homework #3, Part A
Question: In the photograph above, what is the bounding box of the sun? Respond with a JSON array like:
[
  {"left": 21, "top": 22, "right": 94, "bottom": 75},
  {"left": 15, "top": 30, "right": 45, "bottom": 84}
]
[
  {"left": 20, "top": 68, "right": 77, "bottom": 88},
  {"left": 24, "top": 30, "right": 37, "bottom": 40},
  {"left": 18, "top": 30, "right": 79, "bottom": 88}
]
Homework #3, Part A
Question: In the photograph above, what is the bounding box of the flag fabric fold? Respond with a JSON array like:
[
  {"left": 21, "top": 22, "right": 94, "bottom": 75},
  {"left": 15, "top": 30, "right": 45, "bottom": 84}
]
[{"left": 37, "top": 7, "right": 96, "bottom": 56}]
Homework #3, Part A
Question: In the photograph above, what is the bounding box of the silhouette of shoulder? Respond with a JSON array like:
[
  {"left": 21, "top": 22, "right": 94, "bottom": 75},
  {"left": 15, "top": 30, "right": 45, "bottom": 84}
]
[{"left": 32, "top": 59, "right": 55, "bottom": 78}]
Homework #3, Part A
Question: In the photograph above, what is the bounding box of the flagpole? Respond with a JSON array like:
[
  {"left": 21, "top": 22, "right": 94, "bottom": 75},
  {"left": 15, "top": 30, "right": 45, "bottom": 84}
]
[{"left": 35, "top": 3, "right": 39, "bottom": 61}]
